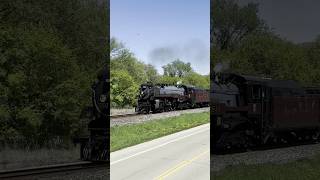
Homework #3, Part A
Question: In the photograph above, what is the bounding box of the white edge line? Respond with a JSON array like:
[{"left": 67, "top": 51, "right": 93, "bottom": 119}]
[{"left": 110, "top": 125, "right": 210, "bottom": 165}]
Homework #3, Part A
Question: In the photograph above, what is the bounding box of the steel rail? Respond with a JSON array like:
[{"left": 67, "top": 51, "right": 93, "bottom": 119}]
[
  {"left": 110, "top": 112, "right": 139, "bottom": 119},
  {"left": 0, "top": 161, "right": 107, "bottom": 179}
]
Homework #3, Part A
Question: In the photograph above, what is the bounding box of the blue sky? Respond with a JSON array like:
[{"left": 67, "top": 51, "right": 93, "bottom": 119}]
[
  {"left": 240, "top": 0, "right": 320, "bottom": 43},
  {"left": 111, "top": 0, "right": 210, "bottom": 75}
]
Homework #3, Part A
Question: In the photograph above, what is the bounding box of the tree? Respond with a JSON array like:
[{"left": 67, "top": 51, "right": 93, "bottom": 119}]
[
  {"left": 145, "top": 64, "right": 159, "bottom": 83},
  {"left": 162, "top": 59, "right": 192, "bottom": 77},
  {"left": 0, "top": 0, "right": 108, "bottom": 147},
  {"left": 110, "top": 38, "right": 148, "bottom": 85},
  {"left": 211, "top": 0, "right": 266, "bottom": 51},
  {"left": 110, "top": 37, "right": 126, "bottom": 58},
  {"left": 110, "top": 70, "right": 139, "bottom": 107},
  {"left": 0, "top": 25, "right": 84, "bottom": 146},
  {"left": 183, "top": 73, "right": 210, "bottom": 89},
  {"left": 110, "top": 38, "right": 160, "bottom": 107},
  {"left": 157, "top": 76, "right": 181, "bottom": 85}
]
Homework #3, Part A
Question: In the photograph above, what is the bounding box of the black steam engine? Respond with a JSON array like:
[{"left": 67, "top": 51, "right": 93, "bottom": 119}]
[
  {"left": 80, "top": 67, "right": 109, "bottom": 161},
  {"left": 136, "top": 83, "right": 209, "bottom": 113},
  {"left": 211, "top": 73, "right": 320, "bottom": 153}
]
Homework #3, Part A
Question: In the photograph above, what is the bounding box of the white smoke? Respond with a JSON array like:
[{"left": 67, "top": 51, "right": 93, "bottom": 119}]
[{"left": 213, "top": 62, "right": 230, "bottom": 73}]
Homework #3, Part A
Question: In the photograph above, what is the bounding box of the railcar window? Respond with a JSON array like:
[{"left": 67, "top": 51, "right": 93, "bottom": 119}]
[{"left": 252, "top": 85, "right": 261, "bottom": 99}]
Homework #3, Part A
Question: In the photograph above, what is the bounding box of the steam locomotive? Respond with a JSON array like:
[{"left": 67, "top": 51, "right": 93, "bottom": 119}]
[
  {"left": 211, "top": 72, "right": 320, "bottom": 153},
  {"left": 80, "top": 67, "right": 109, "bottom": 161},
  {"left": 136, "top": 83, "right": 209, "bottom": 113}
]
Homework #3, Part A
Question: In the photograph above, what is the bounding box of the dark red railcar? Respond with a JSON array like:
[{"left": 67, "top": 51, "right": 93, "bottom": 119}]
[
  {"left": 187, "top": 87, "right": 209, "bottom": 107},
  {"left": 211, "top": 73, "right": 320, "bottom": 153},
  {"left": 272, "top": 96, "right": 320, "bottom": 130}
]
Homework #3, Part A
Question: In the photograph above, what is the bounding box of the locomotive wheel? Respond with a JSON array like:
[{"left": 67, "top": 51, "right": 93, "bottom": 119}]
[
  {"left": 101, "top": 148, "right": 108, "bottom": 160},
  {"left": 311, "top": 131, "right": 320, "bottom": 143},
  {"left": 213, "top": 131, "right": 253, "bottom": 154},
  {"left": 144, "top": 106, "right": 150, "bottom": 114},
  {"left": 212, "top": 132, "right": 232, "bottom": 153},
  {"left": 172, "top": 101, "right": 177, "bottom": 110},
  {"left": 81, "top": 142, "right": 90, "bottom": 160}
]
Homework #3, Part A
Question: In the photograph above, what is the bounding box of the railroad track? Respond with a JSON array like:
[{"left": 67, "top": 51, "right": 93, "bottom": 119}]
[
  {"left": 110, "top": 107, "right": 210, "bottom": 119},
  {"left": 110, "top": 112, "right": 139, "bottom": 119},
  {"left": 0, "top": 161, "right": 107, "bottom": 179}
]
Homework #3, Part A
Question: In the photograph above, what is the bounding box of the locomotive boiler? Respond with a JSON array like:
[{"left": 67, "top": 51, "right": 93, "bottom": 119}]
[{"left": 211, "top": 73, "right": 320, "bottom": 153}]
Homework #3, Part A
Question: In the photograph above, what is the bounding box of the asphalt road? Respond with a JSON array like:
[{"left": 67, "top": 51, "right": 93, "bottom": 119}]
[{"left": 110, "top": 123, "right": 210, "bottom": 180}]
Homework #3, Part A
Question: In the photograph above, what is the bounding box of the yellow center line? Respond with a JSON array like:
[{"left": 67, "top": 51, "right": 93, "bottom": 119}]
[{"left": 154, "top": 149, "right": 209, "bottom": 180}]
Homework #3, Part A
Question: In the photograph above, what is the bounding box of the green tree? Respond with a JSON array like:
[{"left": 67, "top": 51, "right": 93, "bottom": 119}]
[
  {"left": 162, "top": 59, "right": 192, "bottom": 77},
  {"left": 111, "top": 38, "right": 148, "bottom": 85},
  {"left": 0, "top": 25, "right": 85, "bottom": 146},
  {"left": 110, "top": 70, "right": 139, "bottom": 107},
  {"left": 110, "top": 38, "right": 160, "bottom": 107},
  {"left": 145, "top": 64, "right": 159, "bottom": 83},
  {"left": 183, "top": 73, "right": 210, "bottom": 89},
  {"left": 157, "top": 76, "right": 181, "bottom": 85},
  {"left": 0, "top": 0, "right": 108, "bottom": 147},
  {"left": 211, "top": 0, "right": 266, "bottom": 51}
]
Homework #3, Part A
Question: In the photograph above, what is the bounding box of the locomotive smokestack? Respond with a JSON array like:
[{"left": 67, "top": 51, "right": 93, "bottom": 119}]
[
  {"left": 213, "top": 62, "right": 229, "bottom": 83},
  {"left": 214, "top": 63, "right": 223, "bottom": 73}
]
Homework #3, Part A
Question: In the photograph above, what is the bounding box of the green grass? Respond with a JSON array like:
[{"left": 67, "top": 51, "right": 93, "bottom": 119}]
[
  {"left": 212, "top": 154, "right": 320, "bottom": 180},
  {"left": 110, "top": 112, "right": 209, "bottom": 152}
]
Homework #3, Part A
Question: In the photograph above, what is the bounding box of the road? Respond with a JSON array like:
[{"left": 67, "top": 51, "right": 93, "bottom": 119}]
[{"left": 110, "top": 123, "right": 210, "bottom": 180}]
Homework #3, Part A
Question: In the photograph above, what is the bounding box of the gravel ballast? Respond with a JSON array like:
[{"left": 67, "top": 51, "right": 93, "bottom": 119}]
[
  {"left": 211, "top": 143, "right": 320, "bottom": 172},
  {"left": 110, "top": 107, "right": 209, "bottom": 127},
  {"left": 110, "top": 108, "right": 135, "bottom": 115}
]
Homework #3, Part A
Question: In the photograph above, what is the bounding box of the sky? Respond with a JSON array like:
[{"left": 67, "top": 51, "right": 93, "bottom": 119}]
[
  {"left": 110, "top": 0, "right": 210, "bottom": 75},
  {"left": 238, "top": 0, "right": 320, "bottom": 43}
]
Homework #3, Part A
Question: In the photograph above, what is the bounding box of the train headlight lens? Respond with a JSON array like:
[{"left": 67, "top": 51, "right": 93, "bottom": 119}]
[
  {"left": 99, "top": 95, "right": 106, "bottom": 102},
  {"left": 216, "top": 117, "right": 222, "bottom": 126},
  {"left": 212, "top": 105, "right": 216, "bottom": 113},
  {"left": 223, "top": 124, "right": 230, "bottom": 129}
]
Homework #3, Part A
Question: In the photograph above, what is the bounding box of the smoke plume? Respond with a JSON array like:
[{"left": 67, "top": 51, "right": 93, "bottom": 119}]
[{"left": 148, "top": 39, "right": 209, "bottom": 75}]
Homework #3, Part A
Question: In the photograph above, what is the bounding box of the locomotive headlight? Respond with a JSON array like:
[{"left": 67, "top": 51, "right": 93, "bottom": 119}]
[
  {"left": 216, "top": 117, "right": 222, "bottom": 126},
  {"left": 212, "top": 105, "right": 216, "bottom": 113},
  {"left": 99, "top": 95, "right": 106, "bottom": 102},
  {"left": 223, "top": 123, "right": 230, "bottom": 129}
]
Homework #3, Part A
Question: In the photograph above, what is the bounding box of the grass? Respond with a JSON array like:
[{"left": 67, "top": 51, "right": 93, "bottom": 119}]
[
  {"left": 0, "top": 146, "right": 80, "bottom": 170},
  {"left": 110, "top": 112, "right": 209, "bottom": 152},
  {"left": 212, "top": 154, "right": 320, "bottom": 180}
]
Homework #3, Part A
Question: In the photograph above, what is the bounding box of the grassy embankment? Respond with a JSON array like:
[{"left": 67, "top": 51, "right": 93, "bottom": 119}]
[
  {"left": 212, "top": 154, "right": 320, "bottom": 180},
  {"left": 110, "top": 112, "right": 209, "bottom": 152},
  {"left": 0, "top": 147, "right": 79, "bottom": 170}
]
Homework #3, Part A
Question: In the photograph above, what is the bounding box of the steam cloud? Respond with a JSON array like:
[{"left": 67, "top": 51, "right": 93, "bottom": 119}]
[
  {"left": 148, "top": 39, "right": 209, "bottom": 75},
  {"left": 213, "top": 62, "right": 230, "bottom": 73}
]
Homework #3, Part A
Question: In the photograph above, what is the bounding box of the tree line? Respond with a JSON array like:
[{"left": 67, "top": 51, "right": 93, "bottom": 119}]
[
  {"left": 211, "top": 0, "right": 320, "bottom": 86},
  {"left": 0, "top": 0, "right": 108, "bottom": 148},
  {"left": 110, "top": 38, "right": 210, "bottom": 108}
]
